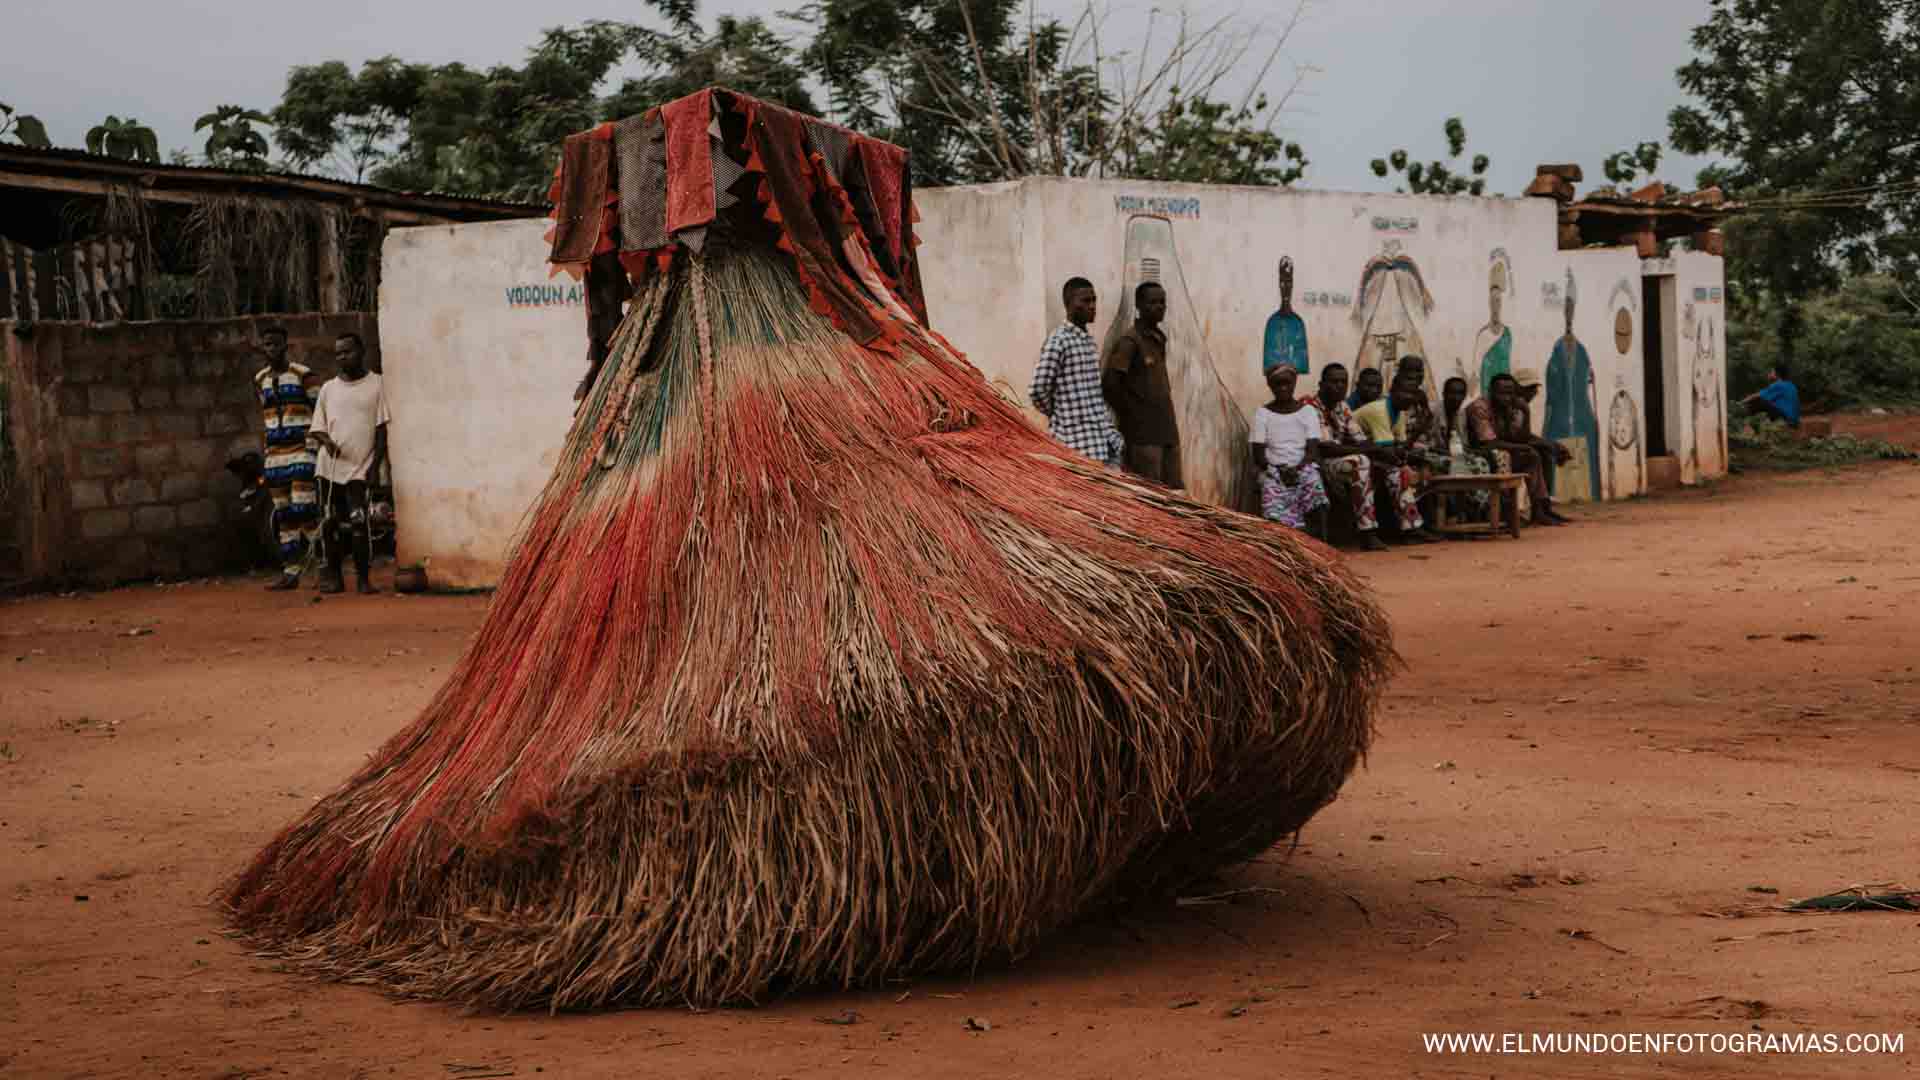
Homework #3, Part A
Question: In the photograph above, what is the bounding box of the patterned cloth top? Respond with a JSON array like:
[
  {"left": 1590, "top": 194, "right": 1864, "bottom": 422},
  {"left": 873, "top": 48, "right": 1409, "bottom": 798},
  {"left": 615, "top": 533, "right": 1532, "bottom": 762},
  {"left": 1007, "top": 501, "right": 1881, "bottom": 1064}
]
[
  {"left": 255, "top": 362, "right": 319, "bottom": 453},
  {"left": 1030, "top": 323, "right": 1120, "bottom": 462},
  {"left": 1304, "top": 394, "right": 1363, "bottom": 447},
  {"left": 548, "top": 87, "right": 930, "bottom": 375}
]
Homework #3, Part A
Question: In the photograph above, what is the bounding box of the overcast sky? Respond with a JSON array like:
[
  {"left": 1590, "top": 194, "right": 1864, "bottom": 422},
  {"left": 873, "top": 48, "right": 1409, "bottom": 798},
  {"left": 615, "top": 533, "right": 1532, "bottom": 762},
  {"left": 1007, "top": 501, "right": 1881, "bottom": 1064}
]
[{"left": 7, "top": 0, "right": 1720, "bottom": 194}]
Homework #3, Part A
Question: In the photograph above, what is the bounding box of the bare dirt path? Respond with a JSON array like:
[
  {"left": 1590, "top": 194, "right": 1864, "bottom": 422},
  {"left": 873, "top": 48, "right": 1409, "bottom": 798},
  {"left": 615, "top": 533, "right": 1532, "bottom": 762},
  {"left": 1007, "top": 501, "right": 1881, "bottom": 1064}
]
[{"left": 5, "top": 455, "right": 1919, "bottom": 1078}]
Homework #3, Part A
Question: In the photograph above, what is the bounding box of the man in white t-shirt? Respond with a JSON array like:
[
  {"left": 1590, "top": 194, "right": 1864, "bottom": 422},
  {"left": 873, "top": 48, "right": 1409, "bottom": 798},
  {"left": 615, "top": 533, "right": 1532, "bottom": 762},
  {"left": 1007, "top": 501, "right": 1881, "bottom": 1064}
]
[{"left": 308, "top": 332, "right": 390, "bottom": 594}]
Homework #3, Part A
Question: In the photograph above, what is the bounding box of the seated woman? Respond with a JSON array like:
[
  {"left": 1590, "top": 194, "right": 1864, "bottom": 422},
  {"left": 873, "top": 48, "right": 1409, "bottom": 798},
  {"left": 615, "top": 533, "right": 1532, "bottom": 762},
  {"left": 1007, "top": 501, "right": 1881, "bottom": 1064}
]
[{"left": 1249, "top": 364, "right": 1329, "bottom": 536}]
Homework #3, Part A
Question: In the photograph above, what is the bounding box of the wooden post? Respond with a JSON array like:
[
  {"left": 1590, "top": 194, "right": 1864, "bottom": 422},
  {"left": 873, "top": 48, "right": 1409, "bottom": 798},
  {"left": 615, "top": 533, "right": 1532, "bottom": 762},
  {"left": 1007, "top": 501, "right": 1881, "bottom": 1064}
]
[
  {"left": 68, "top": 245, "right": 93, "bottom": 322},
  {"left": 93, "top": 239, "right": 122, "bottom": 322},
  {"left": 127, "top": 234, "right": 148, "bottom": 320},
  {"left": 317, "top": 211, "right": 344, "bottom": 314},
  {"left": 0, "top": 237, "right": 14, "bottom": 320},
  {"left": 363, "top": 210, "right": 386, "bottom": 313},
  {"left": 31, "top": 249, "right": 54, "bottom": 320}
]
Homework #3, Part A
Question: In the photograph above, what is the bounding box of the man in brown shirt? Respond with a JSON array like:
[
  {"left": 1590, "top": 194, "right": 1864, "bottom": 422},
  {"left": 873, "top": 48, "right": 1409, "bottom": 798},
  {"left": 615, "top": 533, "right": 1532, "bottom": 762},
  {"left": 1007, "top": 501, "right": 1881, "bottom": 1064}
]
[
  {"left": 1102, "top": 281, "right": 1182, "bottom": 487},
  {"left": 1464, "top": 373, "right": 1570, "bottom": 525}
]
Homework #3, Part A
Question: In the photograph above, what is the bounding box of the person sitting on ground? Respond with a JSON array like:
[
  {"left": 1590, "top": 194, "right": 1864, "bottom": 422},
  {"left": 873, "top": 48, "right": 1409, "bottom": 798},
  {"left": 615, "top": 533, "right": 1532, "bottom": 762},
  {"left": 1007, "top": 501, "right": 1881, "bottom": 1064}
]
[
  {"left": 1304, "top": 364, "right": 1395, "bottom": 552},
  {"left": 1464, "top": 373, "right": 1571, "bottom": 526},
  {"left": 1346, "top": 366, "right": 1385, "bottom": 412},
  {"left": 308, "top": 332, "right": 391, "bottom": 594},
  {"left": 1352, "top": 374, "right": 1442, "bottom": 543},
  {"left": 1739, "top": 362, "right": 1800, "bottom": 428},
  {"left": 1249, "top": 364, "right": 1328, "bottom": 535}
]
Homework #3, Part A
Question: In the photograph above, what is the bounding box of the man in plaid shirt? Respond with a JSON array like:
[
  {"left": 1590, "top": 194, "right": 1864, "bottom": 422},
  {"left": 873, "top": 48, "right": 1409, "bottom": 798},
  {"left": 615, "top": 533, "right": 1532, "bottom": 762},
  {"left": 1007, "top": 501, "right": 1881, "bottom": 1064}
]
[{"left": 1029, "top": 277, "right": 1123, "bottom": 465}]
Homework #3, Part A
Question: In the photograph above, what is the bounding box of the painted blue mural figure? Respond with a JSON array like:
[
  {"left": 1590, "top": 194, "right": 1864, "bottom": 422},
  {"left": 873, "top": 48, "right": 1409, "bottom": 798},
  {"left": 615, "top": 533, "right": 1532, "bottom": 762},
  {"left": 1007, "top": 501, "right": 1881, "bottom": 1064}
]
[
  {"left": 1543, "top": 270, "right": 1600, "bottom": 501},
  {"left": 1262, "top": 256, "right": 1309, "bottom": 376},
  {"left": 1471, "top": 255, "right": 1513, "bottom": 398}
]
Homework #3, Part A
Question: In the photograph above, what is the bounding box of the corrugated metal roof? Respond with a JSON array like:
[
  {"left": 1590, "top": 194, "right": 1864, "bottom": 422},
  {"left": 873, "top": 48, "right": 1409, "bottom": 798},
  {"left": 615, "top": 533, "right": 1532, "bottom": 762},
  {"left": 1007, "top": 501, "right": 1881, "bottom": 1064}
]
[{"left": 0, "top": 143, "right": 546, "bottom": 213}]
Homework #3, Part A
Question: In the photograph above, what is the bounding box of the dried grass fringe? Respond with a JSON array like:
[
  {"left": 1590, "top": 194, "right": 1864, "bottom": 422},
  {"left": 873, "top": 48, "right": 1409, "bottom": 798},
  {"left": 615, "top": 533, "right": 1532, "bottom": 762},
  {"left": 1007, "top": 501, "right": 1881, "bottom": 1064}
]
[
  {"left": 224, "top": 243, "right": 1394, "bottom": 1011},
  {"left": 184, "top": 195, "right": 345, "bottom": 317}
]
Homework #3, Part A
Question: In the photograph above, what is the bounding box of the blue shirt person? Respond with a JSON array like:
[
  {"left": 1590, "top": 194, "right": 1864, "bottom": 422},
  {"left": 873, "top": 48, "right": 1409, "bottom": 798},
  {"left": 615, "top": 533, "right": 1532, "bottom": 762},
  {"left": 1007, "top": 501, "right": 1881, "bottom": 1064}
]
[
  {"left": 1742, "top": 365, "right": 1801, "bottom": 427},
  {"left": 1262, "top": 256, "right": 1309, "bottom": 376}
]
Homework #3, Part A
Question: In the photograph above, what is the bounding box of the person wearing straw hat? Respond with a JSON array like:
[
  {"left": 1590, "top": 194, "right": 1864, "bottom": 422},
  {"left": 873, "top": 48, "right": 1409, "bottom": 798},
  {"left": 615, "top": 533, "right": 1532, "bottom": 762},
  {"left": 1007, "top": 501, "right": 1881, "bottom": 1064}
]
[{"left": 1512, "top": 366, "right": 1575, "bottom": 483}]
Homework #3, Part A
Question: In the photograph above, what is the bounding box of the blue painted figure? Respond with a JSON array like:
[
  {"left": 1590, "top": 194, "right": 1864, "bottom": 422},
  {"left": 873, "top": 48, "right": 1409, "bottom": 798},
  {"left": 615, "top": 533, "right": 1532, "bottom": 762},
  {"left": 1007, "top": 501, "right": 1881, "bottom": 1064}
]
[
  {"left": 1543, "top": 271, "right": 1600, "bottom": 500},
  {"left": 1262, "top": 256, "right": 1309, "bottom": 376},
  {"left": 1471, "top": 258, "right": 1513, "bottom": 398}
]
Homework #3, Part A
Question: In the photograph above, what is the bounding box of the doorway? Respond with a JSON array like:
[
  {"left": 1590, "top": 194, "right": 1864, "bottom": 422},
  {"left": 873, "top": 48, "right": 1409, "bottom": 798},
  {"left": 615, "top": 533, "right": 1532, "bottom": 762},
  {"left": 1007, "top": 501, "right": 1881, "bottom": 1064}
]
[{"left": 1642, "top": 277, "right": 1670, "bottom": 457}]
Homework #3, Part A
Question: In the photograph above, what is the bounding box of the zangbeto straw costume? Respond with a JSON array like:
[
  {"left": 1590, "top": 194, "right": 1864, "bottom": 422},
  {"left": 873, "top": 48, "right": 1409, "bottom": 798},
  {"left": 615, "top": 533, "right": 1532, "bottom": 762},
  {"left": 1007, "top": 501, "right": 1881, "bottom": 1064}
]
[{"left": 224, "top": 89, "right": 1395, "bottom": 1010}]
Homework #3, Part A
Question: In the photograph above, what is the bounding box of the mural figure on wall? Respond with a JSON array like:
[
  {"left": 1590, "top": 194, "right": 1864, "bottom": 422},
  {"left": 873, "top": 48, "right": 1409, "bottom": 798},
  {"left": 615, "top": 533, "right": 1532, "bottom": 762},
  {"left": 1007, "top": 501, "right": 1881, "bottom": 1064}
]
[
  {"left": 1543, "top": 268, "right": 1600, "bottom": 502},
  {"left": 1468, "top": 250, "right": 1514, "bottom": 398},
  {"left": 1101, "top": 214, "right": 1251, "bottom": 511},
  {"left": 1604, "top": 278, "right": 1638, "bottom": 499},
  {"left": 1351, "top": 240, "right": 1435, "bottom": 398},
  {"left": 1608, "top": 374, "right": 1645, "bottom": 499},
  {"left": 1262, "top": 256, "right": 1310, "bottom": 376},
  {"left": 1692, "top": 313, "right": 1725, "bottom": 477}
]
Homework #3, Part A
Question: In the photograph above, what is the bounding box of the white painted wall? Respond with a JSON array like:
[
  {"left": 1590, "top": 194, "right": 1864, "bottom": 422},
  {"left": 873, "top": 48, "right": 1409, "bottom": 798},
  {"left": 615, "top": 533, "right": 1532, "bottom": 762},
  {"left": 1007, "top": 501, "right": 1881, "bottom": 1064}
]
[
  {"left": 919, "top": 178, "right": 1724, "bottom": 507},
  {"left": 379, "top": 179, "right": 1725, "bottom": 586},
  {"left": 380, "top": 219, "right": 581, "bottom": 588}
]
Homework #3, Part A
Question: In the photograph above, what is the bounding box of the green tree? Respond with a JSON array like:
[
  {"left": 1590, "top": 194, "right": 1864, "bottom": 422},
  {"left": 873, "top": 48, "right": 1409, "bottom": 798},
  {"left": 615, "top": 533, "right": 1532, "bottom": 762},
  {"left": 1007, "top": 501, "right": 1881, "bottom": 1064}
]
[
  {"left": 274, "top": 58, "right": 419, "bottom": 182},
  {"left": 85, "top": 115, "right": 160, "bottom": 162},
  {"left": 196, "top": 106, "right": 274, "bottom": 170},
  {"left": 1108, "top": 94, "right": 1307, "bottom": 187},
  {"left": 1602, "top": 141, "right": 1664, "bottom": 186},
  {"left": 800, "top": 0, "right": 1312, "bottom": 186},
  {"left": 601, "top": 11, "right": 816, "bottom": 118},
  {"left": 1669, "top": 0, "right": 1920, "bottom": 309},
  {"left": 270, "top": 3, "right": 813, "bottom": 199},
  {"left": 0, "top": 103, "right": 52, "bottom": 148},
  {"left": 1370, "top": 117, "right": 1489, "bottom": 195}
]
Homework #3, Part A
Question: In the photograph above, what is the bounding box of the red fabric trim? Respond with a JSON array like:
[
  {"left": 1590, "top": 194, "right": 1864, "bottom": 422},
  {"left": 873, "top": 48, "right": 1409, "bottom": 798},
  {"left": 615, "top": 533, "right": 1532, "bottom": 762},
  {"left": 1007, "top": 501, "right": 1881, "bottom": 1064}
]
[
  {"left": 735, "top": 97, "right": 885, "bottom": 345},
  {"left": 548, "top": 130, "right": 612, "bottom": 266},
  {"left": 663, "top": 90, "right": 716, "bottom": 236},
  {"left": 855, "top": 137, "right": 908, "bottom": 265}
]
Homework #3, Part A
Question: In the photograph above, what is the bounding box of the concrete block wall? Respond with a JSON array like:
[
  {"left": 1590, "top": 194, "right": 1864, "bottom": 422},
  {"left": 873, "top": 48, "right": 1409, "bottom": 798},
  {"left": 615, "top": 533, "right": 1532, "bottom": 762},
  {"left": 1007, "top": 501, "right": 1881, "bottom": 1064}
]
[{"left": 1, "top": 313, "right": 378, "bottom": 590}]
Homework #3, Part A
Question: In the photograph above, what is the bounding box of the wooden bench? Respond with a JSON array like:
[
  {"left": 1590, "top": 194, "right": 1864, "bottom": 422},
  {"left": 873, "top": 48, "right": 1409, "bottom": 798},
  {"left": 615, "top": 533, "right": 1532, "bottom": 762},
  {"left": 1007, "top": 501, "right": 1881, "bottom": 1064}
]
[{"left": 1425, "top": 473, "right": 1528, "bottom": 539}]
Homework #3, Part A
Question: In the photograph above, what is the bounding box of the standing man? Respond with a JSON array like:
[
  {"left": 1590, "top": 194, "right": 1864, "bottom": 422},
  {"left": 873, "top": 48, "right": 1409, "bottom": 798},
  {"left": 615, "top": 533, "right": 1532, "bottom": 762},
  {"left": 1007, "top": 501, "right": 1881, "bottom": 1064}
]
[
  {"left": 252, "top": 325, "right": 321, "bottom": 590},
  {"left": 1102, "top": 281, "right": 1182, "bottom": 487},
  {"left": 309, "top": 332, "right": 391, "bottom": 595},
  {"left": 1030, "top": 276, "right": 1122, "bottom": 466}
]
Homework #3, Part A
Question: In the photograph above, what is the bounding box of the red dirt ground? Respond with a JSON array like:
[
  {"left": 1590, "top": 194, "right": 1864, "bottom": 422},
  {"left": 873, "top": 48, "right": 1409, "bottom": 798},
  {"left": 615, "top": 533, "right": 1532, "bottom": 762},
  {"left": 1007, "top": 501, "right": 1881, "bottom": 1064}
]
[{"left": 5, "top": 426, "right": 1919, "bottom": 1079}]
